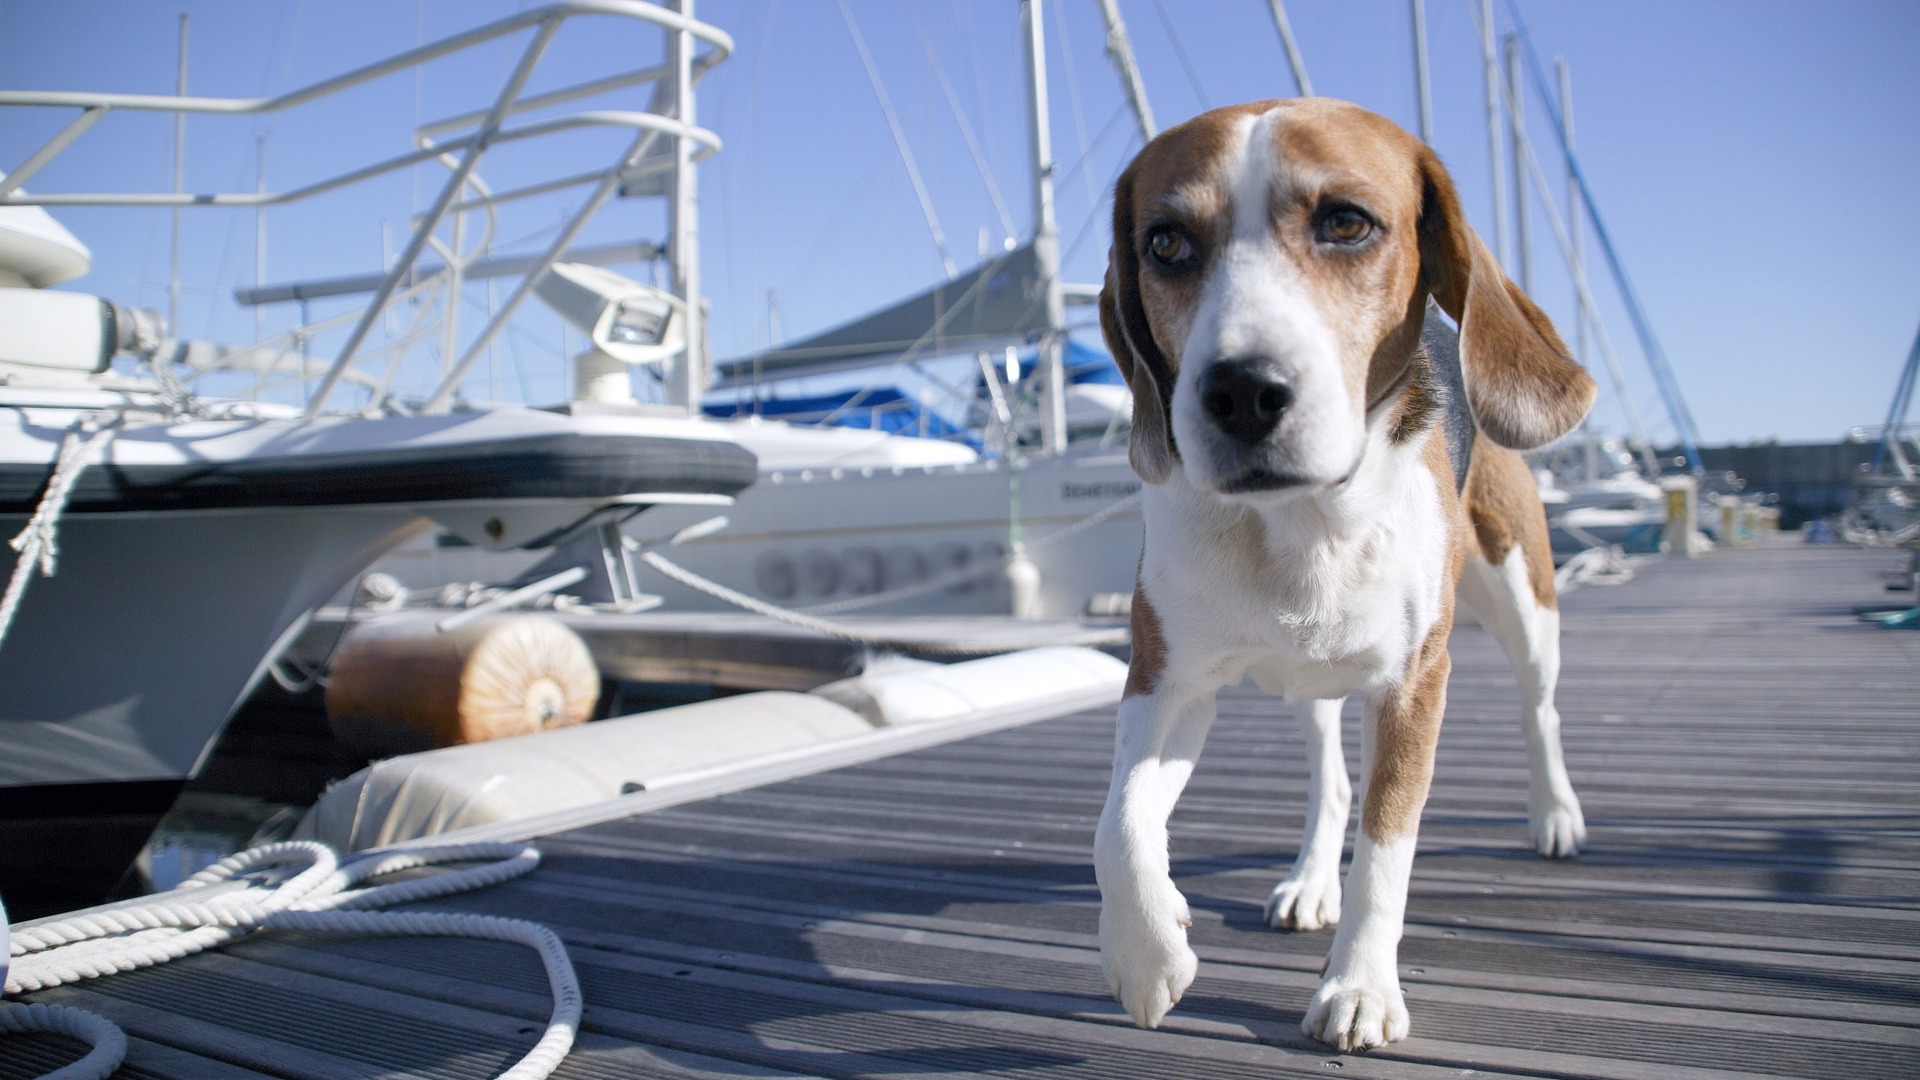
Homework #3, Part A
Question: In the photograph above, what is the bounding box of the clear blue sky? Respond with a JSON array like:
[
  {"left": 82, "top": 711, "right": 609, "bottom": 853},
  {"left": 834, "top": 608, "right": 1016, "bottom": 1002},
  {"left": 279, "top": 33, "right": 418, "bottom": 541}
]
[{"left": 3, "top": 1, "right": 1916, "bottom": 446}]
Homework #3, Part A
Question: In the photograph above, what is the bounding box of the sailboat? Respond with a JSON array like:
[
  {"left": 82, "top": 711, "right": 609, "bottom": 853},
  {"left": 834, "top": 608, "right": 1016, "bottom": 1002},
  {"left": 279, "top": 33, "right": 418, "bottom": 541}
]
[{"left": 346, "top": 1, "right": 1147, "bottom": 623}]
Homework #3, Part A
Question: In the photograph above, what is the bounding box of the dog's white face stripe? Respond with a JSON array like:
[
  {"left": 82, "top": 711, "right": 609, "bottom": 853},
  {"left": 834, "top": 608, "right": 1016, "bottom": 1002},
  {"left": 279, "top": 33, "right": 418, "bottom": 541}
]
[{"left": 1170, "top": 108, "right": 1367, "bottom": 499}]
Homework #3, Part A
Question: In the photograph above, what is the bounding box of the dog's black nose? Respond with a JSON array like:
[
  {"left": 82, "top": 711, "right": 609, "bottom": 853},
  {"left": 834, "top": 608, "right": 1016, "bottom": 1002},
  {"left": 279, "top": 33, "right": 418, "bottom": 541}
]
[{"left": 1200, "top": 357, "right": 1294, "bottom": 445}]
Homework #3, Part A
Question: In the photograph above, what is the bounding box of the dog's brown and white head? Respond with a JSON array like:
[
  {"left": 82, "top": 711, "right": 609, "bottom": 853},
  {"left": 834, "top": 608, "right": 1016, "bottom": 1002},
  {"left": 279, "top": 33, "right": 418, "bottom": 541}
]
[{"left": 1099, "top": 98, "right": 1595, "bottom": 496}]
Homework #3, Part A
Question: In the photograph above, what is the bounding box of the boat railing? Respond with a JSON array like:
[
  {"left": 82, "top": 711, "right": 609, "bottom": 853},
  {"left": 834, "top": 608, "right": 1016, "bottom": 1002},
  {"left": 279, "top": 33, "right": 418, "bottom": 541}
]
[{"left": 0, "top": 1, "right": 730, "bottom": 418}]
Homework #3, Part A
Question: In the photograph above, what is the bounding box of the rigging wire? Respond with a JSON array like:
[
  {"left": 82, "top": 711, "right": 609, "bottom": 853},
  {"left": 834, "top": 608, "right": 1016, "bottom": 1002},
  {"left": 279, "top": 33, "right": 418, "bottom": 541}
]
[
  {"left": 1148, "top": 0, "right": 1212, "bottom": 112},
  {"left": 1265, "top": 0, "right": 1315, "bottom": 97},
  {"left": 1464, "top": 0, "right": 1664, "bottom": 473},
  {"left": 1494, "top": 0, "right": 1702, "bottom": 469},
  {"left": 837, "top": 0, "right": 958, "bottom": 279},
  {"left": 914, "top": 22, "right": 1017, "bottom": 244},
  {"left": 1057, "top": 102, "right": 1139, "bottom": 269},
  {"left": 1047, "top": 0, "right": 1104, "bottom": 215}
]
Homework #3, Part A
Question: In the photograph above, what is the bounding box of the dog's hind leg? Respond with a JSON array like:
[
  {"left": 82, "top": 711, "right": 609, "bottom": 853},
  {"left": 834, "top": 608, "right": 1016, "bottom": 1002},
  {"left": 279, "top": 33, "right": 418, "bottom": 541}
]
[
  {"left": 1096, "top": 683, "right": 1218, "bottom": 1029},
  {"left": 1265, "top": 696, "right": 1350, "bottom": 931},
  {"left": 1458, "top": 546, "right": 1587, "bottom": 857}
]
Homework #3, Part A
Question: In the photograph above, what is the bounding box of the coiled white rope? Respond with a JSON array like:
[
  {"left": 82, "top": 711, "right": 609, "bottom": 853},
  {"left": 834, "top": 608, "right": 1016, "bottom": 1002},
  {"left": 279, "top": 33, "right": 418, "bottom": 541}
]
[
  {"left": 0, "top": 421, "right": 117, "bottom": 653},
  {"left": 4, "top": 840, "right": 576, "bottom": 1080}
]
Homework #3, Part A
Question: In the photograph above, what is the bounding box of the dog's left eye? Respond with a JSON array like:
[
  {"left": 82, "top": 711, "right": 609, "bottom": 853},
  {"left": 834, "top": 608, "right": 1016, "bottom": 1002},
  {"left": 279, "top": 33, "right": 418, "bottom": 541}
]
[
  {"left": 1316, "top": 208, "right": 1375, "bottom": 245},
  {"left": 1145, "top": 227, "right": 1195, "bottom": 267}
]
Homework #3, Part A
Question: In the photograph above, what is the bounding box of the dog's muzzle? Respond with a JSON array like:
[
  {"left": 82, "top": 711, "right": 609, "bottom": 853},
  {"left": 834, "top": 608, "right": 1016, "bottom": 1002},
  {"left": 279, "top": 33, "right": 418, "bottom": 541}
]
[
  {"left": 1201, "top": 356, "right": 1295, "bottom": 445},
  {"left": 1197, "top": 355, "right": 1320, "bottom": 493}
]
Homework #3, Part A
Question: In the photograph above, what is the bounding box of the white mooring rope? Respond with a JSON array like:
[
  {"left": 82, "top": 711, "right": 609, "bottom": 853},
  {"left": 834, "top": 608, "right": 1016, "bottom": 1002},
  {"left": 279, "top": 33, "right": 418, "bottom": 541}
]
[
  {"left": 3, "top": 840, "right": 577, "bottom": 1080},
  {"left": 629, "top": 487, "right": 1137, "bottom": 653},
  {"left": 0, "top": 422, "right": 117, "bottom": 653},
  {"left": 638, "top": 549, "right": 1128, "bottom": 654}
]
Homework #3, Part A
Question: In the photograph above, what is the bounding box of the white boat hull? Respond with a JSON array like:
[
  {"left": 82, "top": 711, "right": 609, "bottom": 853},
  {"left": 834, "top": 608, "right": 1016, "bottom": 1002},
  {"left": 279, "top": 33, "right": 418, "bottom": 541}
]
[
  {"left": 0, "top": 401, "right": 756, "bottom": 914},
  {"left": 608, "top": 448, "right": 1145, "bottom": 619}
]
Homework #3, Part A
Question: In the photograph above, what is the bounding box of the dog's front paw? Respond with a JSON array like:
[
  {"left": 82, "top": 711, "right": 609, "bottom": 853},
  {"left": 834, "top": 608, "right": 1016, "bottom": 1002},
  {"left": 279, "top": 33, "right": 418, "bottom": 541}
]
[
  {"left": 1099, "top": 892, "right": 1198, "bottom": 1029},
  {"left": 1530, "top": 791, "right": 1587, "bottom": 858},
  {"left": 1263, "top": 867, "right": 1341, "bottom": 931},
  {"left": 1302, "top": 974, "right": 1409, "bottom": 1052}
]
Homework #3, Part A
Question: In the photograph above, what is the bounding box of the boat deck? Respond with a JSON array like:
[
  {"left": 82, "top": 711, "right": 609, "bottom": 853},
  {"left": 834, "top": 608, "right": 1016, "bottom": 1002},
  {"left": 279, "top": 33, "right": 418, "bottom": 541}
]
[{"left": 9, "top": 543, "right": 1920, "bottom": 1079}]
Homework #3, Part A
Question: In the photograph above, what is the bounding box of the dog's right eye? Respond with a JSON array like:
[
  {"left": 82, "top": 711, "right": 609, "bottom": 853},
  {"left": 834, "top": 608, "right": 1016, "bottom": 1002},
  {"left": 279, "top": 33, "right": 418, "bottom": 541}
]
[{"left": 1145, "top": 227, "right": 1195, "bottom": 268}]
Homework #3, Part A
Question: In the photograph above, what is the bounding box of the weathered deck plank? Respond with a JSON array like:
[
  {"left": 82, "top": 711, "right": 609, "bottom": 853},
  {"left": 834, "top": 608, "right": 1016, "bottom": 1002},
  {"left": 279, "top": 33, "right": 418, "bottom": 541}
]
[{"left": 8, "top": 544, "right": 1919, "bottom": 1078}]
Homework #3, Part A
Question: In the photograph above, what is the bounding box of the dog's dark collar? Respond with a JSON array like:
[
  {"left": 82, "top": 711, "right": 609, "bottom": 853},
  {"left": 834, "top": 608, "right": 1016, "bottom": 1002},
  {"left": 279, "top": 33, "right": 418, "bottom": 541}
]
[{"left": 1419, "top": 301, "right": 1475, "bottom": 494}]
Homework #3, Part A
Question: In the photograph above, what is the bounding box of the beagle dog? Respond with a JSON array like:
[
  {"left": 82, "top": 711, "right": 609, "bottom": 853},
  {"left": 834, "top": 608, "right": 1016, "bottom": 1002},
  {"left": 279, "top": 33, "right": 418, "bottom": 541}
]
[{"left": 1094, "top": 98, "right": 1596, "bottom": 1051}]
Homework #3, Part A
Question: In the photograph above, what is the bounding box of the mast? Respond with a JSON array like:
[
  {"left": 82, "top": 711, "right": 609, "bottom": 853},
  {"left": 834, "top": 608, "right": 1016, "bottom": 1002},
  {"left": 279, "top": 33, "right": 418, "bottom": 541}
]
[
  {"left": 1410, "top": 0, "right": 1433, "bottom": 143},
  {"left": 1094, "top": 0, "right": 1156, "bottom": 142},
  {"left": 1505, "top": 34, "right": 1531, "bottom": 294},
  {"left": 1555, "top": 56, "right": 1594, "bottom": 477},
  {"left": 1266, "top": 1, "right": 1314, "bottom": 97},
  {"left": 1557, "top": 58, "right": 1585, "bottom": 378},
  {"left": 1022, "top": 0, "right": 1067, "bottom": 454},
  {"left": 1505, "top": 13, "right": 1701, "bottom": 469},
  {"left": 1478, "top": 0, "right": 1509, "bottom": 270}
]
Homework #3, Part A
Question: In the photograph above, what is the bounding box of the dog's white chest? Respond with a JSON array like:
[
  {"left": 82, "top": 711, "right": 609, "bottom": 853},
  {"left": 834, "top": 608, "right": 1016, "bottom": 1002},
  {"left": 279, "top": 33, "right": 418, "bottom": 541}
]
[
  {"left": 1257, "top": 525, "right": 1438, "bottom": 698},
  {"left": 1144, "top": 460, "right": 1450, "bottom": 701}
]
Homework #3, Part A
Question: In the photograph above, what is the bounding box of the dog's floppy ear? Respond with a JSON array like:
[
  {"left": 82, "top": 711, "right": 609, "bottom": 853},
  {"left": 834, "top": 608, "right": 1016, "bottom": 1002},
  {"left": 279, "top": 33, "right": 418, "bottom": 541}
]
[
  {"left": 1417, "top": 146, "right": 1595, "bottom": 449},
  {"left": 1100, "top": 170, "right": 1177, "bottom": 484}
]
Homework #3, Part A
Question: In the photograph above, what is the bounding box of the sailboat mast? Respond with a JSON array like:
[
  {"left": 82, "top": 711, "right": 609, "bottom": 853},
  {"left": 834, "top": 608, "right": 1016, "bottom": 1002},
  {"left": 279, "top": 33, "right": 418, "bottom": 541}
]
[
  {"left": 1505, "top": 34, "right": 1532, "bottom": 294},
  {"left": 1266, "top": 1, "right": 1314, "bottom": 97},
  {"left": 1094, "top": 0, "right": 1156, "bottom": 142},
  {"left": 1478, "top": 0, "right": 1510, "bottom": 270},
  {"left": 1022, "top": 0, "right": 1067, "bottom": 454},
  {"left": 1410, "top": 0, "right": 1434, "bottom": 143},
  {"left": 1557, "top": 58, "right": 1586, "bottom": 376}
]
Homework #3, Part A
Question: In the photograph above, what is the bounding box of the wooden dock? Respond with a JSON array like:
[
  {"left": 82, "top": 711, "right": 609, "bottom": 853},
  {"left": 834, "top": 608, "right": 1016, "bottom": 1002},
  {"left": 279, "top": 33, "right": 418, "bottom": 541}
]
[{"left": 8, "top": 543, "right": 1920, "bottom": 1079}]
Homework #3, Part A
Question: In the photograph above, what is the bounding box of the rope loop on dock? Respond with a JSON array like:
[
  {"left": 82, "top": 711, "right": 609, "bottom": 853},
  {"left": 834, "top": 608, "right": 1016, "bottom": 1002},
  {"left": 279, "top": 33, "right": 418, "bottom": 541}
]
[
  {"left": 0, "top": 1002, "right": 126, "bottom": 1080},
  {"left": 4, "top": 839, "right": 575, "bottom": 1080}
]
